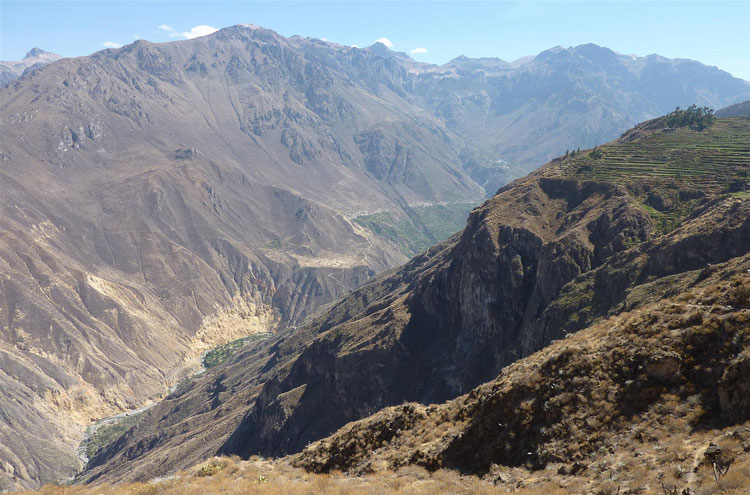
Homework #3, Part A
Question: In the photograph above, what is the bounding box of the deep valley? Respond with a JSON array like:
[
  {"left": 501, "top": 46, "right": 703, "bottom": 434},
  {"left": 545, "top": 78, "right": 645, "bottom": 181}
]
[{"left": 1, "top": 16, "right": 750, "bottom": 494}]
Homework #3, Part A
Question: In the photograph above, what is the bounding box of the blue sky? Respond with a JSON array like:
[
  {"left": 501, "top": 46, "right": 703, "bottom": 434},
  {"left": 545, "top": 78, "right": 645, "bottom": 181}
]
[{"left": 2, "top": 0, "right": 750, "bottom": 80}]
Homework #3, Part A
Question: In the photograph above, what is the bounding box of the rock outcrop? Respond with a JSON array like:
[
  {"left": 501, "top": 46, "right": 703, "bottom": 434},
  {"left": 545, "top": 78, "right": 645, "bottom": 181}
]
[
  {"left": 293, "top": 261, "right": 750, "bottom": 478},
  {"left": 719, "top": 351, "right": 750, "bottom": 423}
]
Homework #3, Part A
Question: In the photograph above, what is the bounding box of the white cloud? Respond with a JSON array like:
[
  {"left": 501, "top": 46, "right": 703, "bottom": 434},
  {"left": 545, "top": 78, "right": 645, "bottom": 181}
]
[
  {"left": 102, "top": 41, "right": 121, "bottom": 48},
  {"left": 351, "top": 44, "right": 359, "bottom": 48},
  {"left": 180, "top": 25, "right": 219, "bottom": 39},
  {"left": 410, "top": 47, "right": 427, "bottom": 54},
  {"left": 321, "top": 37, "right": 328, "bottom": 42},
  {"left": 134, "top": 34, "right": 141, "bottom": 40},
  {"left": 374, "top": 37, "right": 393, "bottom": 48},
  {"left": 158, "top": 24, "right": 174, "bottom": 32}
]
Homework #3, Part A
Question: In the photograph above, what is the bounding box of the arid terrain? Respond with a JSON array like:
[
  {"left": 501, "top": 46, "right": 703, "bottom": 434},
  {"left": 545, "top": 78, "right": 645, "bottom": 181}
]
[
  {"left": 67, "top": 111, "right": 750, "bottom": 494},
  {"left": 20, "top": 267, "right": 750, "bottom": 493},
  {"left": 2, "top": 21, "right": 750, "bottom": 493}
]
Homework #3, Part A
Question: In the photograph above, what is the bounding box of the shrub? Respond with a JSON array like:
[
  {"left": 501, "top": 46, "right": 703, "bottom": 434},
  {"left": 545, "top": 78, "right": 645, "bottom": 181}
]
[
  {"left": 195, "top": 459, "right": 225, "bottom": 477},
  {"left": 729, "top": 278, "right": 750, "bottom": 308},
  {"left": 665, "top": 104, "right": 716, "bottom": 130}
]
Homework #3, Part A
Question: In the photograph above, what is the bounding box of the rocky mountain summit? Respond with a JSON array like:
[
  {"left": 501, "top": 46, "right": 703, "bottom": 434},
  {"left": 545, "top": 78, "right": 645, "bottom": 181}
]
[
  {"left": 77, "top": 114, "right": 750, "bottom": 487},
  {"left": 0, "top": 47, "right": 62, "bottom": 87}
]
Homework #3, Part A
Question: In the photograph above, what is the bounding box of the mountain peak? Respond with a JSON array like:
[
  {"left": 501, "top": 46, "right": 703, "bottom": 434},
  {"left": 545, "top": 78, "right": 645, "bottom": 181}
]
[
  {"left": 211, "top": 23, "right": 284, "bottom": 44},
  {"left": 572, "top": 43, "right": 619, "bottom": 63},
  {"left": 24, "top": 47, "right": 47, "bottom": 59},
  {"left": 534, "top": 45, "right": 566, "bottom": 61},
  {"left": 369, "top": 41, "right": 391, "bottom": 54}
]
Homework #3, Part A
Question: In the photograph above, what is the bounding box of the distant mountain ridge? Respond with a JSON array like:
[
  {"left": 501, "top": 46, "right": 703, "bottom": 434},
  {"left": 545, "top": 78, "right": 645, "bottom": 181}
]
[
  {"left": 415, "top": 43, "right": 750, "bottom": 190},
  {"left": 717, "top": 99, "right": 750, "bottom": 117}
]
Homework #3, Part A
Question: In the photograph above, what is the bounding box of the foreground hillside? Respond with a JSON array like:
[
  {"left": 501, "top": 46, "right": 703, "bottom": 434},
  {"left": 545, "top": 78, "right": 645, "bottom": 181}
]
[
  {"left": 295, "top": 265, "right": 750, "bottom": 491},
  {"left": 75, "top": 115, "right": 750, "bottom": 486},
  {"left": 24, "top": 268, "right": 750, "bottom": 493}
]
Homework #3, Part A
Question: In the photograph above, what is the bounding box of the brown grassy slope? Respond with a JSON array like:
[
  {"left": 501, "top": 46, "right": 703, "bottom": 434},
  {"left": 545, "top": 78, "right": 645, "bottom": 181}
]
[
  {"left": 20, "top": 457, "right": 560, "bottom": 495},
  {"left": 293, "top": 261, "right": 750, "bottom": 494},
  {"left": 19, "top": 452, "right": 750, "bottom": 495}
]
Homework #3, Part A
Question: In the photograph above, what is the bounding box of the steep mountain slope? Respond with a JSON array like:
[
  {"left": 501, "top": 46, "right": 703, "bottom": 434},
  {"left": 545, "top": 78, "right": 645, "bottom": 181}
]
[
  {"left": 0, "top": 48, "right": 62, "bottom": 87},
  {"left": 77, "top": 116, "right": 750, "bottom": 486},
  {"left": 18, "top": 272, "right": 750, "bottom": 494},
  {"left": 19, "top": 269, "right": 750, "bottom": 493},
  {"left": 294, "top": 264, "right": 750, "bottom": 495},
  {"left": 0, "top": 25, "right": 479, "bottom": 490}
]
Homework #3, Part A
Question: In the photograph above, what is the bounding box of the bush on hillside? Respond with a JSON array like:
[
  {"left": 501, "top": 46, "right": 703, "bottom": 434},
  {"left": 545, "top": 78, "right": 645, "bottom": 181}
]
[
  {"left": 665, "top": 104, "right": 716, "bottom": 130},
  {"left": 589, "top": 147, "right": 604, "bottom": 159}
]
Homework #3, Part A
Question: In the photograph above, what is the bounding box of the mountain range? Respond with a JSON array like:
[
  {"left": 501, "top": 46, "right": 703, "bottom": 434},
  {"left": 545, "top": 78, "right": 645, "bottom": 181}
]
[{"left": 1, "top": 24, "right": 749, "bottom": 490}]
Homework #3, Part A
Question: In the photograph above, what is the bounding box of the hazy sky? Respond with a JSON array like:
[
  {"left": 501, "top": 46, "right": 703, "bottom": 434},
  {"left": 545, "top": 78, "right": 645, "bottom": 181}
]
[{"left": 2, "top": 0, "right": 749, "bottom": 80}]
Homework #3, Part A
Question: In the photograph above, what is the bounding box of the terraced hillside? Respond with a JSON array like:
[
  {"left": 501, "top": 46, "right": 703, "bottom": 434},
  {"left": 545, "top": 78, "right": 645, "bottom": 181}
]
[
  {"left": 555, "top": 118, "right": 750, "bottom": 190},
  {"left": 546, "top": 117, "right": 750, "bottom": 233}
]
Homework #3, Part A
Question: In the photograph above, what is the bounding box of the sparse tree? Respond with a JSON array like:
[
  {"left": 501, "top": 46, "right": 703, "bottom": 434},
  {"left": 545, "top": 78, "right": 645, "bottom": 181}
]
[{"left": 665, "top": 104, "right": 715, "bottom": 130}]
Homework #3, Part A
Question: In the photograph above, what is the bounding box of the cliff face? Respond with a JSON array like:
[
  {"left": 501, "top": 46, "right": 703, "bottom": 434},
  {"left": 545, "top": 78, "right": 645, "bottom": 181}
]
[
  {"left": 293, "top": 252, "right": 750, "bottom": 486},
  {"left": 225, "top": 186, "right": 750, "bottom": 464},
  {"left": 215, "top": 177, "right": 652, "bottom": 459}
]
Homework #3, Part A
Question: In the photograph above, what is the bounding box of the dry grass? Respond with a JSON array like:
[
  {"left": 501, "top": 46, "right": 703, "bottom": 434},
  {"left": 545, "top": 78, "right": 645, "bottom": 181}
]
[
  {"left": 17, "top": 457, "right": 560, "bottom": 495},
  {"left": 16, "top": 450, "right": 750, "bottom": 495}
]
